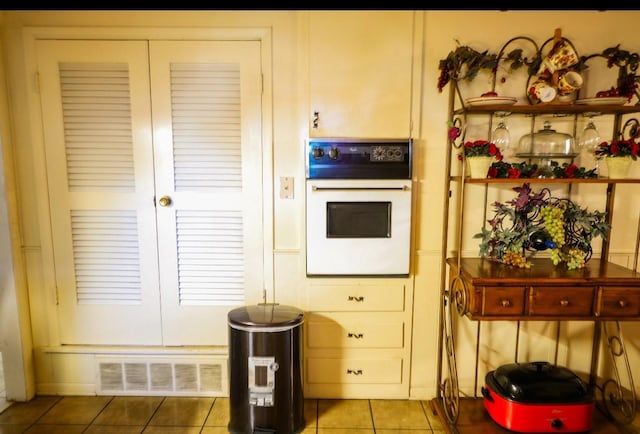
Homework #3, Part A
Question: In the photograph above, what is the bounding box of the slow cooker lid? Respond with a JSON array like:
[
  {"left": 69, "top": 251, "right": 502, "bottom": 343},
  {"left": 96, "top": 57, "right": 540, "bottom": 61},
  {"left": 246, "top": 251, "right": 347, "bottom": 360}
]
[{"left": 488, "top": 361, "right": 592, "bottom": 403}]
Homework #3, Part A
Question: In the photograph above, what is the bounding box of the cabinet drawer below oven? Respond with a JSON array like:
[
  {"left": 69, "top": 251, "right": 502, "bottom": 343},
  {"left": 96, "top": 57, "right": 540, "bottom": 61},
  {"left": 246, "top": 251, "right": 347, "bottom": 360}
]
[
  {"left": 307, "top": 283, "right": 405, "bottom": 311},
  {"left": 307, "top": 320, "right": 404, "bottom": 349},
  {"left": 306, "top": 357, "right": 402, "bottom": 384}
]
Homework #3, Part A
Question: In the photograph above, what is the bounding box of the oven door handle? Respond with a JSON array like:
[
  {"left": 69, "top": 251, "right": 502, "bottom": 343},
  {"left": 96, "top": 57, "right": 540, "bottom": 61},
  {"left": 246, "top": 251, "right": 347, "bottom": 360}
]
[{"left": 311, "top": 185, "right": 410, "bottom": 191}]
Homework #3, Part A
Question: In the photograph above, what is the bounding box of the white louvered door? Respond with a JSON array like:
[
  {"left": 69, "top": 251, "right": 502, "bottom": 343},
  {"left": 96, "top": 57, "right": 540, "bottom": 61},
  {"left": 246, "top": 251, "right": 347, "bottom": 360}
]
[
  {"left": 35, "top": 39, "right": 263, "bottom": 346},
  {"left": 149, "top": 41, "right": 263, "bottom": 345}
]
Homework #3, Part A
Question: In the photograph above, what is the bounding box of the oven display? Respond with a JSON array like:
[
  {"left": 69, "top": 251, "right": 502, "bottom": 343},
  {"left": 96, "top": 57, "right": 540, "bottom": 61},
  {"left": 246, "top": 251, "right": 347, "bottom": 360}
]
[{"left": 371, "top": 145, "right": 405, "bottom": 162}]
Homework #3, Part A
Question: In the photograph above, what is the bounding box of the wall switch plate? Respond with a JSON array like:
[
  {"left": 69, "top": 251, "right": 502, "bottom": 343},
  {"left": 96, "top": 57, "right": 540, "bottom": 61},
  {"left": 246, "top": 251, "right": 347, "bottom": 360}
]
[{"left": 280, "top": 176, "right": 294, "bottom": 199}]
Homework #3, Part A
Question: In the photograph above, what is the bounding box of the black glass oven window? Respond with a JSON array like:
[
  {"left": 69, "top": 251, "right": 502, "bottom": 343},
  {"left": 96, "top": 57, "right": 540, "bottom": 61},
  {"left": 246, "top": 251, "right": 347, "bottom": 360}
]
[{"left": 326, "top": 202, "right": 391, "bottom": 238}]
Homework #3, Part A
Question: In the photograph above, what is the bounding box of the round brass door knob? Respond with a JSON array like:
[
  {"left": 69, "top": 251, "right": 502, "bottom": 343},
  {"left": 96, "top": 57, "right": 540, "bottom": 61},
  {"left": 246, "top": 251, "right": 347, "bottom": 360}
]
[{"left": 158, "top": 196, "right": 172, "bottom": 207}]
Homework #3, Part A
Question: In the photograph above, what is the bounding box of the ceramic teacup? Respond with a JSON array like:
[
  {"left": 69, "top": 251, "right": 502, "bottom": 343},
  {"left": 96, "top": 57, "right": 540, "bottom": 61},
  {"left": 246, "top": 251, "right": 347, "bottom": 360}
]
[
  {"left": 529, "top": 78, "right": 557, "bottom": 103},
  {"left": 557, "top": 71, "right": 583, "bottom": 96},
  {"left": 544, "top": 39, "right": 579, "bottom": 73}
]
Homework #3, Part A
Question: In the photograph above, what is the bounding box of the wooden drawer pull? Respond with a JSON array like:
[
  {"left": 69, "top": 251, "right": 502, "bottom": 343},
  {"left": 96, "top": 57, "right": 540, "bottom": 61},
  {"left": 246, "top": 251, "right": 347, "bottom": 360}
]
[
  {"left": 347, "top": 332, "right": 364, "bottom": 339},
  {"left": 500, "top": 299, "right": 512, "bottom": 308},
  {"left": 347, "top": 369, "right": 363, "bottom": 375},
  {"left": 347, "top": 296, "right": 365, "bottom": 302},
  {"left": 618, "top": 299, "right": 628, "bottom": 308},
  {"left": 560, "top": 298, "right": 570, "bottom": 307}
]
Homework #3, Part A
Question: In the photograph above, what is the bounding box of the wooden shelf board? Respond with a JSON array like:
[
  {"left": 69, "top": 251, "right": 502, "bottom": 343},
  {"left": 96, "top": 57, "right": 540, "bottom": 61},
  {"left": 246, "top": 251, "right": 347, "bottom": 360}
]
[{"left": 451, "top": 176, "right": 640, "bottom": 184}]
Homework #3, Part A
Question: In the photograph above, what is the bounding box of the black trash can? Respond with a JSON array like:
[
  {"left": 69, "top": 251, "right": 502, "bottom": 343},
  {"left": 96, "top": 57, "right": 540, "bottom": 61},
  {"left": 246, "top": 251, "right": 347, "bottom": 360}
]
[{"left": 228, "top": 303, "right": 305, "bottom": 434}]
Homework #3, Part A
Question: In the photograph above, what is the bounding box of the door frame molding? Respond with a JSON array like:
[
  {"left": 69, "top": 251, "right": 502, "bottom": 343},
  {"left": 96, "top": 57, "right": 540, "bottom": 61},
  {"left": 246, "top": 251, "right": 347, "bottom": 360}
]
[{"left": 15, "top": 24, "right": 274, "bottom": 398}]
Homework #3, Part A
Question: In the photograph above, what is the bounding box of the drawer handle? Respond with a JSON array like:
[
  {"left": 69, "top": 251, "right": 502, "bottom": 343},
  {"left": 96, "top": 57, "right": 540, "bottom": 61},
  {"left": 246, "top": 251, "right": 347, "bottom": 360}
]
[
  {"left": 560, "top": 298, "right": 570, "bottom": 307},
  {"left": 500, "top": 299, "right": 512, "bottom": 308},
  {"left": 618, "top": 299, "right": 628, "bottom": 308},
  {"left": 347, "top": 369, "right": 363, "bottom": 375},
  {"left": 348, "top": 296, "right": 365, "bottom": 302},
  {"left": 347, "top": 332, "right": 364, "bottom": 339}
]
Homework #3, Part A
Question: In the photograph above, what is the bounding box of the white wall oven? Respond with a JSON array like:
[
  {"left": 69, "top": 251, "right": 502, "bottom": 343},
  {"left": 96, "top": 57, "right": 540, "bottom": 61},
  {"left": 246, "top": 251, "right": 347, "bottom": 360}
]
[{"left": 305, "top": 138, "right": 412, "bottom": 276}]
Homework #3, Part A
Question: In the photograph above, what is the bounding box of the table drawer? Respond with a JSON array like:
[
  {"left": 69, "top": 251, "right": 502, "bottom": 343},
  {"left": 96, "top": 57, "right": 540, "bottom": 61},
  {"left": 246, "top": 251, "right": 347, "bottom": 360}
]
[
  {"left": 480, "top": 286, "right": 526, "bottom": 316},
  {"left": 529, "top": 286, "right": 595, "bottom": 316},
  {"left": 598, "top": 287, "right": 640, "bottom": 318}
]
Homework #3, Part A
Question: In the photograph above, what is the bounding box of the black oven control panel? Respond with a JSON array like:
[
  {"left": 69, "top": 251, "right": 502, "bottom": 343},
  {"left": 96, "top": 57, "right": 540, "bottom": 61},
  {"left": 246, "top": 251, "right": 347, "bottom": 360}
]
[{"left": 306, "top": 138, "right": 412, "bottom": 179}]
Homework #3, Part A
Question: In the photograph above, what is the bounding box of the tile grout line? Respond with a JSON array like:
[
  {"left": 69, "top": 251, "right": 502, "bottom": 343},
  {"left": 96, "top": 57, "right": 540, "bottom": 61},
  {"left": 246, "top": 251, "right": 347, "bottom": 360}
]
[
  {"left": 84, "top": 395, "right": 115, "bottom": 431},
  {"left": 143, "top": 396, "right": 167, "bottom": 431},
  {"left": 199, "top": 396, "right": 217, "bottom": 433}
]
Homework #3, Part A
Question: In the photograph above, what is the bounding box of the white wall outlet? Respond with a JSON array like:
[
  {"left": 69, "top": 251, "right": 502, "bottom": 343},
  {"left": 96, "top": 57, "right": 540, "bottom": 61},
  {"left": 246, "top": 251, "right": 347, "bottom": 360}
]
[{"left": 279, "top": 176, "right": 294, "bottom": 199}]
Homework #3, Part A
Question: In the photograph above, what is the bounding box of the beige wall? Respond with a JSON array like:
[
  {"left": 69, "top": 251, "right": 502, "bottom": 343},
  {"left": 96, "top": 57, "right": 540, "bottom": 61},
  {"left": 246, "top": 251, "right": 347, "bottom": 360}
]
[
  {"left": 414, "top": 10, "right": 640, "bottom": 398},
  {"left": 2, "top": 10, "right": 640, "bottom": 400}
]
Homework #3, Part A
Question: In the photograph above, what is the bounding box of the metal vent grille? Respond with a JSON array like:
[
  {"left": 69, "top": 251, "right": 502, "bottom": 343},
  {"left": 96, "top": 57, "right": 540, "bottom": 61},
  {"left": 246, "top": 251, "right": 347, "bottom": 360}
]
[{"left": 97, "top": 357, "right": 226, "bottom": 396}]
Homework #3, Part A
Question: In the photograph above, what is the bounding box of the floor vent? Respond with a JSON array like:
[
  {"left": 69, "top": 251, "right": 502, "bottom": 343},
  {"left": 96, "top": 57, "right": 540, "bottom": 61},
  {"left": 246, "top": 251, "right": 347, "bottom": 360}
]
[{"left": 96, "top": 356, "right": 227, "bottom": 396}]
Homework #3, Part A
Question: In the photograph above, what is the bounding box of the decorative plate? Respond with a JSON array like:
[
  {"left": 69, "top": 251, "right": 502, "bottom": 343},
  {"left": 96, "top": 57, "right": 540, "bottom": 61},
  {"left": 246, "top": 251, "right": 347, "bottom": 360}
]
[
  {"left": 465, "top": 96, "right": 518, "bottom": 107},
  {"left": 575, "top": 97, "right": 628, "bottom": 106}
]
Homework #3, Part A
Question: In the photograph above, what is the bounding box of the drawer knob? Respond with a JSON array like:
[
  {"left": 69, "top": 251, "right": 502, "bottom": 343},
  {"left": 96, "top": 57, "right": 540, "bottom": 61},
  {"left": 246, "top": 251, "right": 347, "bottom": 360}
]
[
  {"left": 347, "top": 332, "right": 364, "bottom": 339},
  {"left": 500, "top": 299, "right": 512, "bottom": 308},
  {"left": 347, "top": 296, "right": 365, "bottom": 302},
  {"left": 618, "top": 299, "right": 628, "bottom": 308},
  {"left": 347, "top": 369, "right": 363, "bottom": 375},
  {"left": 560, "top": 299, "right": 570, "bottom": 307}
]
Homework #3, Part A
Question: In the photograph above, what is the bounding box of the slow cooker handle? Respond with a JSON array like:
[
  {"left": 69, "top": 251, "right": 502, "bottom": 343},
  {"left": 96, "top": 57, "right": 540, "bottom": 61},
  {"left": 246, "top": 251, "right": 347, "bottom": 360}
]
[{"left": 481, "top": 386, "right": 494, "bottom": 402}]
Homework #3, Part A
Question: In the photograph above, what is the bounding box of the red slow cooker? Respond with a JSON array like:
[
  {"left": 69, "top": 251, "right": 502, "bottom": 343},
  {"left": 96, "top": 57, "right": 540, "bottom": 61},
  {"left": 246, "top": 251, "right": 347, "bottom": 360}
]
[{"left": 482, "top": 361, "right": 594, "bottom": 433}]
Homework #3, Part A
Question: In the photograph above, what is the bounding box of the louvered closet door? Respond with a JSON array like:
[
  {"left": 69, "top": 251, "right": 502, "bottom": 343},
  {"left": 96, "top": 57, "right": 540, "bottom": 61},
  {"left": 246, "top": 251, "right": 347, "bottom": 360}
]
[
  {"left": 149, "top": 41, "right": 263, "bottom": 345},
  {"left": 36, "top": 39, "right": 264, "bottom": 346},
  {"left": 36, "top": 40, "right": 162, "bottom": 344}
]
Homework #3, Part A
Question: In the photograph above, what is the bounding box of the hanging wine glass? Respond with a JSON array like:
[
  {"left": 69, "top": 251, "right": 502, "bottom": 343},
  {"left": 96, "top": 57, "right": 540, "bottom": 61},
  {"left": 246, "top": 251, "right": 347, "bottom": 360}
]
[
  {"left": 491, "top": 111, "right": 511, "bottom": 158},
  {"left": 578, "top": 115, "right": 602, "bottom": 174}
]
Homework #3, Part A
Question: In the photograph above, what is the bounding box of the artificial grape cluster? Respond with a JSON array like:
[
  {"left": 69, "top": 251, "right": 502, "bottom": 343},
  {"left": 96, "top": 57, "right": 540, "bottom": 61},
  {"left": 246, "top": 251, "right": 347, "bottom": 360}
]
[
  {"left": 562, "top": 248, "right": 586, "bottom": 270},
  {"left": 502, "top": 250, "right": 531, "bottom": 269},
  {"left": 437, "top": 66, "right": 451, "bottom": 93},
  {"left": 549, "top": 247, "right": 586, "bottom": 269},
  {"left": 540, "top": 205, "right": 565, "bottom": 248}
]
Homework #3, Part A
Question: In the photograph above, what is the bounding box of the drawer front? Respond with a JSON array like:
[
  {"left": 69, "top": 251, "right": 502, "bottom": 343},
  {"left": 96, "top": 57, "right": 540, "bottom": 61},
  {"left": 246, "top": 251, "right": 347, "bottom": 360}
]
[
  {"left": 306, "top": 283, "right": 405, "bottom": 311},
  {"left": 598, "top": 287, "right": 640, "bottom": 317},
  {"left": 529, "top": 286, "right": 595, "bottom": 316},
  {"left": 306, "top": 357, "right": 402, "bottom": 384},
  {"left": 307, "top": 321, "right": 404, "bottom": 349},
  {"left": 481, "top": 286, "right": 526, "bottom": 316}
]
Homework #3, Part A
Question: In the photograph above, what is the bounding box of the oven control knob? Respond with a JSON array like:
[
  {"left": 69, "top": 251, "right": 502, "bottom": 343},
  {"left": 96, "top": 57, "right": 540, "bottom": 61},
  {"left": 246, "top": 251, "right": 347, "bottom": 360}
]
[
  {"left": 329, "top": 147, "right": 340, "bottom": 160},
  {"left": 312, "top": 147, "right": 324, "bottom": 159}
]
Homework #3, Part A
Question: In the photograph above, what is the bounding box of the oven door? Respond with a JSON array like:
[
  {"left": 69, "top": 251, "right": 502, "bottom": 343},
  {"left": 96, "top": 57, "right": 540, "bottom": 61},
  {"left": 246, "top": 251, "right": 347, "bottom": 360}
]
[{"left": 306, "top": 179, "right": 412, "bottom": 276}]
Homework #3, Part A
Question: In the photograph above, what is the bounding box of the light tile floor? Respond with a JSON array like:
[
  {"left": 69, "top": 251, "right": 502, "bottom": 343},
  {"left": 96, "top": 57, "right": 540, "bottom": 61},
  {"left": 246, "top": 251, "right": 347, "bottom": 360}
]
[{"left": 0, "top": 396, "right": 446, "bottom": 433}]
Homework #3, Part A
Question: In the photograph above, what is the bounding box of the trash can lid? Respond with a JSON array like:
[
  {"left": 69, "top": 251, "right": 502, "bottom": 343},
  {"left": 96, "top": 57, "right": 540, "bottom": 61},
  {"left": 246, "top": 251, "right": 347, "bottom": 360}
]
[{"left": 228, "top": 303, "right": 304, "bottom": 332}]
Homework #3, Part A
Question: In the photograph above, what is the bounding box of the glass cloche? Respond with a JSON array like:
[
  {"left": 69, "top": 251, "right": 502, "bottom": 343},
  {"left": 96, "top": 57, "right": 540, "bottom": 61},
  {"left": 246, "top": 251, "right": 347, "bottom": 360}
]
[{"left": 516, "top": 121, "right": 577, "bottom": 158}]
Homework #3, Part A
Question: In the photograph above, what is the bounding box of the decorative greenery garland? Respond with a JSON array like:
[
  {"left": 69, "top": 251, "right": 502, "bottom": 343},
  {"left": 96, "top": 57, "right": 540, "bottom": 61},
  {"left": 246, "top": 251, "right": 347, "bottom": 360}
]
[
  {"left": 489, "top": 161, "right": 598, "bottom": 179},
  {"left": 475, "top": 183, "right": 610, "bottom": 269},
  {"left": 438, "top": 42, "right": 640, "bottom": 102}
]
